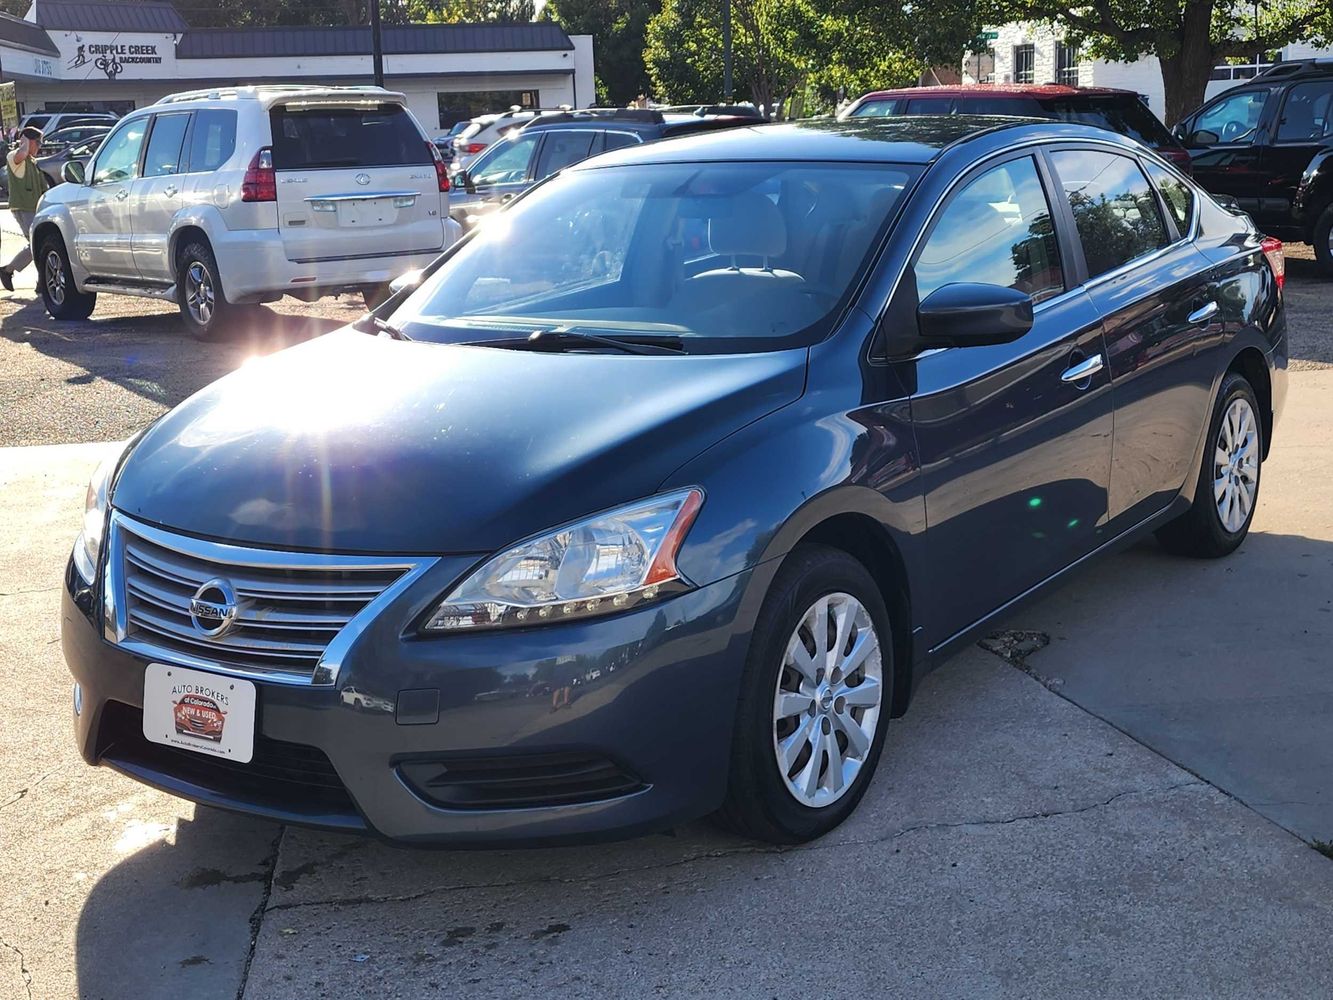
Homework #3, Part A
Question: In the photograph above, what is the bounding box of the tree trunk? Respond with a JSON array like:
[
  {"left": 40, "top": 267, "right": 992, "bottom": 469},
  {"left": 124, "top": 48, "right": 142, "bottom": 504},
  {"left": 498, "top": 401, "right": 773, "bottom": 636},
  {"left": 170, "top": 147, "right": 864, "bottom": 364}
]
[{"left": 1158, "top": 0, "right": 1216, "bottom": 126}]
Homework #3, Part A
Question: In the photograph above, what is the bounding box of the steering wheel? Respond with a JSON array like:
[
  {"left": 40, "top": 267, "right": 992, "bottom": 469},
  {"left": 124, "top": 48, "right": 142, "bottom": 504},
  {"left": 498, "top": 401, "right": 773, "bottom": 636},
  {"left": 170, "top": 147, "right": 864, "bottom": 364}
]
[{"left": 1220, "top": 120, "right": 1253, "bottom": 143}]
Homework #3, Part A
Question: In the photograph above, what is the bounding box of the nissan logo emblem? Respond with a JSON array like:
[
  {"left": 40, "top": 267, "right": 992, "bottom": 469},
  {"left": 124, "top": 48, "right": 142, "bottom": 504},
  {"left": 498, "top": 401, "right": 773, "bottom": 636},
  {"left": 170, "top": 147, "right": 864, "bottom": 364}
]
[
  {"left": 355, "top": 172, "right": 371, "bottom": 186},
  {"left": 189, "top": 578, "right": 239, "bottom": 638}
]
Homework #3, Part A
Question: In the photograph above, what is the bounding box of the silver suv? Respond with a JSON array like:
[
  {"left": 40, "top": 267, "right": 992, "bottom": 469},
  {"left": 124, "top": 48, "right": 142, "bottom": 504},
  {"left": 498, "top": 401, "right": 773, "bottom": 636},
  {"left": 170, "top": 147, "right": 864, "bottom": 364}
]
[{"left": 32, "top": 85, "right": 459, "bottom": 339}]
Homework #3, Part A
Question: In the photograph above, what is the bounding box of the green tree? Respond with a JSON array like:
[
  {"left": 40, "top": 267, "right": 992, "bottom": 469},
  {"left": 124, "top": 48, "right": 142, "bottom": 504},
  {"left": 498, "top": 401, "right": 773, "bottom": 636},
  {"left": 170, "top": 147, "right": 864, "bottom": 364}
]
[
  {"left": 543, "top": 0, "right": 655, "bottom": 104},
  {"left": 982, "top": 0, "right": 1333, "bottom": 124}
]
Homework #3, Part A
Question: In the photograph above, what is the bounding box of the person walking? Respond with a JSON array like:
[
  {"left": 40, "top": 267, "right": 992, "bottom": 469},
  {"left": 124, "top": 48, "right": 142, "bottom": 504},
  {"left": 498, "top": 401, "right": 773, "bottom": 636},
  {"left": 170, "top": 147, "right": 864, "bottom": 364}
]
[{"left": 0, "top": 125, "right": 49, "bottom": 292}]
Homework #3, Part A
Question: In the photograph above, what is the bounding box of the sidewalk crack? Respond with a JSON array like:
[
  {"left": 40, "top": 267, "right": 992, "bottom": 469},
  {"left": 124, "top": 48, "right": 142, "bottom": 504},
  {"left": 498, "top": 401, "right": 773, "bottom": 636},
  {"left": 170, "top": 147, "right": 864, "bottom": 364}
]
[
  {"left": 0, "top": 765, "right": 67, "bottom": 810},
  {"left": 235, "top": 826, "right": 284, "bottom": 1000},
  {"left": 1, "top": 938, "right": 33, "bottom": 1000}
]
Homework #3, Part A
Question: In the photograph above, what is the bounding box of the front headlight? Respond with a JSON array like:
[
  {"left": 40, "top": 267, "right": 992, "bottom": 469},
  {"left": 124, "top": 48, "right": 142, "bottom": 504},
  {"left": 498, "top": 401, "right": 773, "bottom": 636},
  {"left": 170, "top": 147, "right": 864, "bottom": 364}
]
[
  {"left": 422, "top": 488, "right": 704, "bottom": 632},
  {"left": 71, "top": 447, "right": 121, "bottom": 583}
]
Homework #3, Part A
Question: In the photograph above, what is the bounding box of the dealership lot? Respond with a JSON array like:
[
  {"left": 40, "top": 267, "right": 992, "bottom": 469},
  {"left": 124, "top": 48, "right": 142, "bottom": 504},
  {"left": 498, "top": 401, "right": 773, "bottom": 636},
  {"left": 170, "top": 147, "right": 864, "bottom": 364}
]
[{"left": 2, "top": 236, "right": 1333, "bottom": 995}]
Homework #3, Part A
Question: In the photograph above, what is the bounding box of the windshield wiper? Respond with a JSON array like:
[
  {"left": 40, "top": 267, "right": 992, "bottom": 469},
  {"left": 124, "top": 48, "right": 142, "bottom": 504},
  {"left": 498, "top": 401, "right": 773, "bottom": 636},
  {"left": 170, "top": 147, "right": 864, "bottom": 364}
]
[
  {"left": 473, "top": 328, "right": 685, "bottom": 356},
  {"left": 355, "top": 314, "right": 411, "bottom": 341}
]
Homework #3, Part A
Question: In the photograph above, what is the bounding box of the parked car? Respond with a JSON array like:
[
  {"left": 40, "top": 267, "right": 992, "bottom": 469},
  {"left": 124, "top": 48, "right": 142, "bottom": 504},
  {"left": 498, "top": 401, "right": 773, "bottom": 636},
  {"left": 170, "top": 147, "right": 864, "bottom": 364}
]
[
  {"left": 449, "top": 108, "right": 761, "bottom": 229},
  {"left": 30, "top": 85, "right": 459, "bottom": 338},
  {"left": 32, "top": 137, "right": 101, "bottom": 189},
  {"left": 62, "top": 116, "right": 1285, "bottom": 847},
  {"left": 38, "top": 123, "right": 109, "bottom": 153},
  {"left": 20, "top": 111, "right": 117, "bottom": 134},
  {"left": 841, "top": 85, "right": 1192, "bottom": 172},
  {"left": 451, "top": 107, "right": 567, "bottom": 171},
  {"left": 1171, "top": 59, "right": 1333, "bottom": 275}
]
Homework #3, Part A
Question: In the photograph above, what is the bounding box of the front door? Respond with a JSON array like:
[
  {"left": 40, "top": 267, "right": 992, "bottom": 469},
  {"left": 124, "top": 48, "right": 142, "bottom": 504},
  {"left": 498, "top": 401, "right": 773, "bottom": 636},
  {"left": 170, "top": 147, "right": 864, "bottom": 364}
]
[
  {"left": 451, "top": 132, "right": 541, "bottom": 227},
  {"left": 904, "top": 153, "right": 1114, "bottom": 640},
  {"left": 1181, "top": 87, "right": 1275, "bottom": 219},
  {"left": 1261, "top": 80, "right": 1333, "bottom": 232},
  {"left": 71, "top": 116, "right": 147, "bottom": 279},
  {"left": 130, "top": 111, "right": 192, "bottom": 282}
]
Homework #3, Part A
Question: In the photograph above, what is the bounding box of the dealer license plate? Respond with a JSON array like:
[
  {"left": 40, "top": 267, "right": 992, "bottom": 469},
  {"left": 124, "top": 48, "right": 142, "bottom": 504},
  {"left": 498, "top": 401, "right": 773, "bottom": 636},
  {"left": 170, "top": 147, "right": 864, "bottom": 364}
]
[{"left": 142, "top": 663, "right": 256, "bottom": 763}]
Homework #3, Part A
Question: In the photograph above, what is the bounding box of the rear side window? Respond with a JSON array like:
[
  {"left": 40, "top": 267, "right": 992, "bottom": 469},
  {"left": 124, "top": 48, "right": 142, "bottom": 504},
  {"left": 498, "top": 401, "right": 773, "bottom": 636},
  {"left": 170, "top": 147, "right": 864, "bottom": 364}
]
[
  {"left": 534, "top": 131, "right": 596, "bottom": 178},
  {"left": 957, "top": 98, "right": 1040, "bottom": 117},
  {"left": 1050, "top": 149, "right": 1168, "bottom": 278},
  {"left": 1276, "top": 82, "right": 1333, "bottom": 142},
  {"left": 1039, "top": 97, "right": 1175, "bottom": 147},
  {"left": 185, "top": 109, "right": 236, "bottom": 173},
  {"left": 904, "top": 98, "right": 954, "bottom": 115},
  {"left": 915, "top": 156, "right": 1064, "bottom": 304},
  {"left": 270, "top": 104, "right": 429, "bottom": 169},
  {"left": 1145, "top": 161, "right": 1194, "bottom": 233},
  {"left": 143, "top": 113, "right": 190, "bottom": 177}
]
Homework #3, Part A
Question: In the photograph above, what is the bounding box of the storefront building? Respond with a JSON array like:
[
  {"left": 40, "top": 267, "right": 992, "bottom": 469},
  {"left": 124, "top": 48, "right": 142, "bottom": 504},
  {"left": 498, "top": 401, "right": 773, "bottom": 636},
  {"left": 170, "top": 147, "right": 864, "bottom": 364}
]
[{"left": 0, "top": 0, "right": 594, "bottom": 134}]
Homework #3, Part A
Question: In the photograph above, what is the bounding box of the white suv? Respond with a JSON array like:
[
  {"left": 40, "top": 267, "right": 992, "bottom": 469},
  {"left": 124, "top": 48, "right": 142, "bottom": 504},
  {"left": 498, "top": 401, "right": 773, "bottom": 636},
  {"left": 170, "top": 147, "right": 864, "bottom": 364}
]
[{"left": 31, "top": 85, "right": 460, "bottom": 339}]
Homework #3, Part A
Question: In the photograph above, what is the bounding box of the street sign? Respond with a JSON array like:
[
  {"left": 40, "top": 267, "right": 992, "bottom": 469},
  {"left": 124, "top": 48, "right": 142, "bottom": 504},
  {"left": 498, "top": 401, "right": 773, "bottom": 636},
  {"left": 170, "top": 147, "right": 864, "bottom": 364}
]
[
  {"left": 981, "top": 30, "right": 1000, "bottom": 40},
  {"left": 0, "top": 83, "right": 16, "bottom": 130}
]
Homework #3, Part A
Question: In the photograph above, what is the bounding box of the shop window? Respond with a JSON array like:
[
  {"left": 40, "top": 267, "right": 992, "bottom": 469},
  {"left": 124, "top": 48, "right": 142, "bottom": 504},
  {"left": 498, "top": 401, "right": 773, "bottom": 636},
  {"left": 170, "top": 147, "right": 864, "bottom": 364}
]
[{"left": 437, "top": 90, "right": 540, "bottom": 130}]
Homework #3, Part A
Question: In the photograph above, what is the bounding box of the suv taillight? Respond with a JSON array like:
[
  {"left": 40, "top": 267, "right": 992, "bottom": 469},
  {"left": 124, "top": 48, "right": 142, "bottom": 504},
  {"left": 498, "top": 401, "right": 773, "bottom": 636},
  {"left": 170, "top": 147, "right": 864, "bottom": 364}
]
[
  {"left": 1260, "top": 235, "right": 1285, "bottom": 290},
  {"left": 464, "top": 142, "right": 487, "bottom": 155},
  {"left": 241, "top": 147, "right": 276, "bottom": 202},
  {"left": 427, "top": 141, "right": 450, "bottom": 193}
]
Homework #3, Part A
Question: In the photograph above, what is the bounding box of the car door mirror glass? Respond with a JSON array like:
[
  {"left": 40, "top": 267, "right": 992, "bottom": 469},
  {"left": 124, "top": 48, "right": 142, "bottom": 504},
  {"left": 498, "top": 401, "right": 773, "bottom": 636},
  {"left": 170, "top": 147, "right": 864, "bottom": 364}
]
[
  {"left": 454, "top": 168, "right": 474, "bottom": 193},
  {"left": 917, "top": 283, "right": 1034, "bottom": 348},
  {"left": 61, "top": 160, "right": 86, "bottom": 185},
  {"left": 1188, "top": 129, "right": 1219, "bottom": 146}
]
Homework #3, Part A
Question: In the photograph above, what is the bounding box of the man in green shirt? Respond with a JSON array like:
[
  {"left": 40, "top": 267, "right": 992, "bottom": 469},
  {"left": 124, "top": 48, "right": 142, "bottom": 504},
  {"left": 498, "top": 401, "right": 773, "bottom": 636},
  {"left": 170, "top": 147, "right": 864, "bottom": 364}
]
[{"left": 1, "top": 126, "right": 50, "bottom": 292}]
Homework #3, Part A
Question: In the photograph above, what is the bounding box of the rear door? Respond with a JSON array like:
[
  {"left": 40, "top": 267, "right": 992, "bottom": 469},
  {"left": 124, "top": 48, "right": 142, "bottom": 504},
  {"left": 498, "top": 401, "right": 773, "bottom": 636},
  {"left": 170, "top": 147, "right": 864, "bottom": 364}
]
[
  {"left": 269, "top": 101, "right": 444, "bottom": 264},
  {"left": 129, "top": 111, "right": 191, "bottom": 282}
]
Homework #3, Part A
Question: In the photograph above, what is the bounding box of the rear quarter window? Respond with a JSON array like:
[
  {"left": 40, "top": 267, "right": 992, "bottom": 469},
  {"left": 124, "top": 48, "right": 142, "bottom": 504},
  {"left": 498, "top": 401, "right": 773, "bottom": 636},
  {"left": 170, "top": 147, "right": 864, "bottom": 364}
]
[
  {"left": 270, "top": 104, "right": 430, "bottom": 169},
  {"left": 184, "top": 109, "right": 236, "bottom": 173}
]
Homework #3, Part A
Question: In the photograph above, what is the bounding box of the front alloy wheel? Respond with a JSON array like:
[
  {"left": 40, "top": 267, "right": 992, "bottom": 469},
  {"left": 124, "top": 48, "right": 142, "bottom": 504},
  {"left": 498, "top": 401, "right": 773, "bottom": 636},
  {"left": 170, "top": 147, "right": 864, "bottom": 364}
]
[{"left": 44, "top": 248, "right": 66, "bottom": 307}]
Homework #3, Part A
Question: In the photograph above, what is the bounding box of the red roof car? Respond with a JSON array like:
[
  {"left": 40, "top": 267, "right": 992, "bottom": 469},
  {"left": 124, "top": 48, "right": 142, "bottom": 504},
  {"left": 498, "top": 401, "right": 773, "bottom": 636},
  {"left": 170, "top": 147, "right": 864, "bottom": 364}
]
[{"left": 840, "top": 85, "right": 1191, "bottom": 172}]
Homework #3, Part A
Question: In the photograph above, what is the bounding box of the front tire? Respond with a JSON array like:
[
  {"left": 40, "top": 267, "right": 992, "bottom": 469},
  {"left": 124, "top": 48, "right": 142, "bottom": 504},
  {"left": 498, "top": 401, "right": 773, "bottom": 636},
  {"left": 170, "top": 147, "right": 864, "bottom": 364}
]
[
  {"left": 1156, "top": 371, "right": 1262, "bottom": 558},
  {"left": 716, "top": 545, "right": 893, "bottom": 844},
  {"left": 176, "top": 239, "right": 236, "bottom": 341},
  {"left": 1313, "top": 205, "right": 1333, "bottom": 278},
  {"left": 37, "top": 234, "right": 96, "bottom": 320}
]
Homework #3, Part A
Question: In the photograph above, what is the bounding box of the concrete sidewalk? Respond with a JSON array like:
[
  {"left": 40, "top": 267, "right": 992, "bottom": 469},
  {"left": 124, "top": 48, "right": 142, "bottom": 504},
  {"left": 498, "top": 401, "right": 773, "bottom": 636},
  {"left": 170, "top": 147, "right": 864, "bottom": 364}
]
[{"left": 3, "top": 375, "right": 1333, "bottom": 999}]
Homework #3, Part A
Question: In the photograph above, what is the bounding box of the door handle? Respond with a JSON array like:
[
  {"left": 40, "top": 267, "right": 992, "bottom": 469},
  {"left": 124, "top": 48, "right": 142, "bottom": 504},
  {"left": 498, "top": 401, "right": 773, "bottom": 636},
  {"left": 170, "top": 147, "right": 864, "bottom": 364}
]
[
  {"left": 1187, "top": 300, "right": 1219, "bottom": 324},
  {"left": 163, "top": 185, "right": 177, "bottom": 197},
  {"left": 1060, "top": 353, "right": 1105, "bottom": 384},
  {"left": 115, "top": 188, "right": 128, "bottom": 201}
]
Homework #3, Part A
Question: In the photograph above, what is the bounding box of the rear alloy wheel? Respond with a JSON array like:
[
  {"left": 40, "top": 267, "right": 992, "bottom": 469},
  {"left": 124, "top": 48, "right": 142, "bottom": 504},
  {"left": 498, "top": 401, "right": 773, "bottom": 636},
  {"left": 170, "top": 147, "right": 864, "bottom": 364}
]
[
  {"left": 177, "top": 239, "right": 237, "bottom": 341},
  {"left": 716, "top": 545, "right": 893, "bottom": 844},
  {"left": 1156, "top": 371, "right": 1262, "bottom": 558},
  {"left": 37, "top": 234, "right": 96, "bottom": 320},
  {"left": 1314, "top": 204, "right": 1333, "bottom": 278}
]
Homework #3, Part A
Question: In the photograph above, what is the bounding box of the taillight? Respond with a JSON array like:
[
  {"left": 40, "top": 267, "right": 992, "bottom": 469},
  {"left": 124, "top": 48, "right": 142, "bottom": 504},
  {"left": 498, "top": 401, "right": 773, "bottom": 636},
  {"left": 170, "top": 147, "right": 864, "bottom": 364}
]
[
  {"left": 241, "top": 147, "right": 276, "bottom": 202},
  {"left": 427, "top": 141, "right": 450, "bottom": 193},
  {"left": 465, "top": 142, "right": 487, "bottom": 155},
  {"left": 1260, "top": 235, "right": 1285, "bottom": 290}
]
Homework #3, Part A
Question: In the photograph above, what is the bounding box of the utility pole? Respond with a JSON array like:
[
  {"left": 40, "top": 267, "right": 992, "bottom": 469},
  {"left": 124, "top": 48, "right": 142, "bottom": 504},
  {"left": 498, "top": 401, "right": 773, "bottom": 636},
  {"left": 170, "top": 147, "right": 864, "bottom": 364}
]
[
  {"left": 370, "top": 0, "right": 385, "bottom": 88},
  {"left": 722, "top": 0, "right": 732, "bottom": 103}
]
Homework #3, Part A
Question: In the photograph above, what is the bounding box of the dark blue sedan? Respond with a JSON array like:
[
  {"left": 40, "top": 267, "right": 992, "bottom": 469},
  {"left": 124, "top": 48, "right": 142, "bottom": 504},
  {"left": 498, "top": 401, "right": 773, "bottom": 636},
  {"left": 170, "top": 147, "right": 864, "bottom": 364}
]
[{"left": 62, "top": 117, "right": 1286, "bottom": 845}]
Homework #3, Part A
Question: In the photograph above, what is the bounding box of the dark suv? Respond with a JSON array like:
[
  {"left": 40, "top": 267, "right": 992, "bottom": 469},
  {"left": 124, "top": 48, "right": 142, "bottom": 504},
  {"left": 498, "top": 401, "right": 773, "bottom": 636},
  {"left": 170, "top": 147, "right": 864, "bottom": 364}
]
[
  {"left": 448, "top": 108, "right": 760, "bottom": 229},
  {"left": 1174, "top": 59, "right": 1333, "bottom": 274}
]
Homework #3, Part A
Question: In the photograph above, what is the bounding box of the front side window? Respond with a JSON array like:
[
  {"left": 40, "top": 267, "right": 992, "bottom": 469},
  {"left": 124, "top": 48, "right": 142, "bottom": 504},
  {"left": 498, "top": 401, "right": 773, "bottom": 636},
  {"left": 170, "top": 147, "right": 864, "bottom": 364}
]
[
  {"left": 185, "top": 109, "right": 236, "bottom": 173},
  {"left": 1014, "top": 44, "right": 1036, "bottom": 84},
  {"left": 1190, "top": 89, "right": 1270, "bottom": 145},
  {"left": 534, "top": 131, "right": 597, "bottom": 178},
  {"left": 92, "top": 118, "right": 148, "bottom": 185},
  {"left": 850, "top": 98, "right": 905, "bottom": 118},
  {"left": 1050, "top": 149, "right": 1168, "bottom": 278},
  {"left": 915, "top": 156, "right": 1064, "bottom": 304},
  {"left": 142, "top": 113, "right": 190, "bottom": 178},
  {"left": 469, "top": 134, "right": 539, "bottom": 186},
  {"left": 389, "top": 160, "right": 920, "bottom": 354},
  {"left": 1276, "top": 82, "right": 1333, "bottom": 142},
  {"left": 1145, "top": 161, "right": 1194, "bottom": 233}
]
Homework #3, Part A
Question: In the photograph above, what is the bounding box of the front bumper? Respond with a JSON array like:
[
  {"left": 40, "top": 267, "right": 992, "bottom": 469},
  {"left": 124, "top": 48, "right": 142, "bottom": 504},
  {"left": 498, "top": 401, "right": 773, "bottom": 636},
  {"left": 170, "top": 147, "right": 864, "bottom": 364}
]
[{"left": 63, "top": 557, "right": 755, "bottom": 846}]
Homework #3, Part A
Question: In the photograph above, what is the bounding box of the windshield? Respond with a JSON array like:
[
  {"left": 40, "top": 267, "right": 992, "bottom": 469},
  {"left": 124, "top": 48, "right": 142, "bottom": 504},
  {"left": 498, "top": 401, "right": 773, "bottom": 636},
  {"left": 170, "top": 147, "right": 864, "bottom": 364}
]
[
  {"left": 389, "top": 159, "right": 919, "bottom": 354},
  {"left": 1036, "top": 97, "right": 1176, "bottom": 147}
]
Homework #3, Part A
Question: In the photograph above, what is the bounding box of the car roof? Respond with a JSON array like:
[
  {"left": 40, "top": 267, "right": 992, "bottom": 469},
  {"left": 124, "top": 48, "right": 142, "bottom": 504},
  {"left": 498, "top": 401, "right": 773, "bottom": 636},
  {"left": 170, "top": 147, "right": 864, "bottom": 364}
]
[
  {"left": 857, "top": 84, "right": 1140, "bottom": 101},
  {"left": 570, "top": 115, "right": 1075, "bottom": 169}
]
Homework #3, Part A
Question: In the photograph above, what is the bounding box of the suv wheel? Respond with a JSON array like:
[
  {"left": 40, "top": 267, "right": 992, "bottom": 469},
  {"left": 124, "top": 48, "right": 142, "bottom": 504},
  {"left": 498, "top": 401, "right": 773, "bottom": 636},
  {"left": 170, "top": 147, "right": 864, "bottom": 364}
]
[
  {"left": 38, "top": 233, "right": 96, "bottom": 321},
  {"left": 1313, "top": 204, "right": 1333, "bottom": 278},
  {"left": 716, "top": 545, "right": 893, "bottom": 844},
  {"left": 176, "top": 239, "right": 236, "bottom": 341}
]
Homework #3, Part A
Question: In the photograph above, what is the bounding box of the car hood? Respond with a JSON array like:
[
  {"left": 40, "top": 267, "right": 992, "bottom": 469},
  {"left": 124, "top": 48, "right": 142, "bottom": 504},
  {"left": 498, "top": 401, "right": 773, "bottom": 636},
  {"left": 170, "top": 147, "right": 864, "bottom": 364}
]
[{"left": 112, "top": 330, "right": 806, "bottom": 554}]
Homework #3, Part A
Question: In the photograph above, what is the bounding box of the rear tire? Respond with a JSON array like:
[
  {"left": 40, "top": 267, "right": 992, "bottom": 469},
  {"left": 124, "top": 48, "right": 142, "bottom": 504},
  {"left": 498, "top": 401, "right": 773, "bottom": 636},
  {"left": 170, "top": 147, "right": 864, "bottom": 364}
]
[
  {"left": 176, "top": 239, "right": 237, "bottom": 341},
  {"left": 37, "top": 233, "right": 96, "bottom": 321},
  {"left": 715, "top": 545, "right": 894, "bottom": 844},
  {"left": 1155, "top": 371, "right": 1262, "bottom": 558},
  {"left": 1313, "top": 205, "right": 1333, "bottom": 278}
]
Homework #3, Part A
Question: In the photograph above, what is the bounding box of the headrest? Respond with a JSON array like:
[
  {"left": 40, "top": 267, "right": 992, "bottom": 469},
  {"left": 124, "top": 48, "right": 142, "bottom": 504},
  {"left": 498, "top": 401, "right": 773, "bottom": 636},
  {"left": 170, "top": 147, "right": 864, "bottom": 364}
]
[{"left": 709, "top": 191, "right": 787, "bottom": 258}]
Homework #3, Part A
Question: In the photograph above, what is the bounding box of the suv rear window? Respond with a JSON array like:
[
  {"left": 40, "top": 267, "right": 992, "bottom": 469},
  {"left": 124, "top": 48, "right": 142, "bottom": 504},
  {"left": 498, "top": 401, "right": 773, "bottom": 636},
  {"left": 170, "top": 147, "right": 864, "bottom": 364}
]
[
  {"left": 270, "top": 104, "right": 429, "bottom": 169},
  {"left": 1036, "top": 96, "right": 1176, "bottom": 147}
]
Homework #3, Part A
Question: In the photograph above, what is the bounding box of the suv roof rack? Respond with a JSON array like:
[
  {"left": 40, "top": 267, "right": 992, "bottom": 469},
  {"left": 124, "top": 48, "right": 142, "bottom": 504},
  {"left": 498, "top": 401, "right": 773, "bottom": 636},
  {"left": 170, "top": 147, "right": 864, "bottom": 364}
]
[
  {"left": 1253, "top": 58, "right": 1333, "bottom": 81},
  {"left": 154, "top": 85, "right": 397, "bottom": 105},
  {"left": 519, "top": 108, "right": 666, "bottom": 129}
]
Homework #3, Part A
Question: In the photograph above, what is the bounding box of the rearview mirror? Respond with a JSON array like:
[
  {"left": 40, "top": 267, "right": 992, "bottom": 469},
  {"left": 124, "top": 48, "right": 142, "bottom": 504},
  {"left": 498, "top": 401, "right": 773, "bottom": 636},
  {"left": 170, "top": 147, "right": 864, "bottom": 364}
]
[
  {"left": 388, "top": 269, "right": 423, "bottom": 296},
  {"left": 61, "top": 160, "right": 86, "bottom": 185},
  {"left": 917, "top": 283, "right": 1033, "bottom": 348}
]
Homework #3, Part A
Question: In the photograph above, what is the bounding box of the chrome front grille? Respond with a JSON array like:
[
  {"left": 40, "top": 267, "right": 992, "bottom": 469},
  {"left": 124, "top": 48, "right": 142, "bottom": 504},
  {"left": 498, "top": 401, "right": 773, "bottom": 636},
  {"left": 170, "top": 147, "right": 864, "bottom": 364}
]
[{"left": 105, "top": 513, "right": 436, "bottom": 685}]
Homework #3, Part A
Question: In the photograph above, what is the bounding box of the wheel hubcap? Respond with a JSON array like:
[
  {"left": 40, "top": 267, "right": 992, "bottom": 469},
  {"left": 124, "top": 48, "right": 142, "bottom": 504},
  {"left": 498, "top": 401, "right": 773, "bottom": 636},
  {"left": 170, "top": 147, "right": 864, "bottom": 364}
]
[
  {"left": 772, "top": 592, "right": 883, "bottom": 808},
  {"left": 44, "top": 250, "right": 65, "bottom": 305},
  {"left": 1214, "top": 396, "right": 1259, "bottom": 533},
  {"left": 185, "top": 261, "right": 214, "bottom": 325}
]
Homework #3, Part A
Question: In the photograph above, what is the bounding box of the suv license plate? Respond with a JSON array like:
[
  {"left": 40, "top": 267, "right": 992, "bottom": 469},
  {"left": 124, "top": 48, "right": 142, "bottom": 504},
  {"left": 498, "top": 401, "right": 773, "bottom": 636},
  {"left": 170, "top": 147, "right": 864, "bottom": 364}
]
[{"left": 142, "top": 663, "right": 256, "bottom": 763}]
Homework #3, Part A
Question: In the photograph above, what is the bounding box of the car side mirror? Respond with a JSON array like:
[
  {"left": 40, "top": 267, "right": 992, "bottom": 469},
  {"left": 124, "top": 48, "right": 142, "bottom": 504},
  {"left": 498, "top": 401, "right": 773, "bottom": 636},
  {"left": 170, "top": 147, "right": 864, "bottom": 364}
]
[
  {"left": 388, "top": 269, "right": 423, "bottom": 296},
  {"left": 917, "top": 283, "right": 1033, "bottom": 348},
  {"left": 1187, "top": 129, "right": 1219, "bottom": 147},
  {"left": 61, "top": 160, "right": 86, "bottom": 185},
  {"left": 454, "top": 168, "right": 475, "bottom": 193},
  {"left": 1171, "top": 122, "right": 1187, "bottom": 141}
]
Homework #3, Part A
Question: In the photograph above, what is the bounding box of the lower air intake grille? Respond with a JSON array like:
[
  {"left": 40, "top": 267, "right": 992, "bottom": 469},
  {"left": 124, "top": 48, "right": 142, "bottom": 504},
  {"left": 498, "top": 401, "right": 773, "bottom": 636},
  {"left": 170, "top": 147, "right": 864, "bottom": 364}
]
[{"left": 397, "top": 751, "right": 645, "bottom": 810}]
